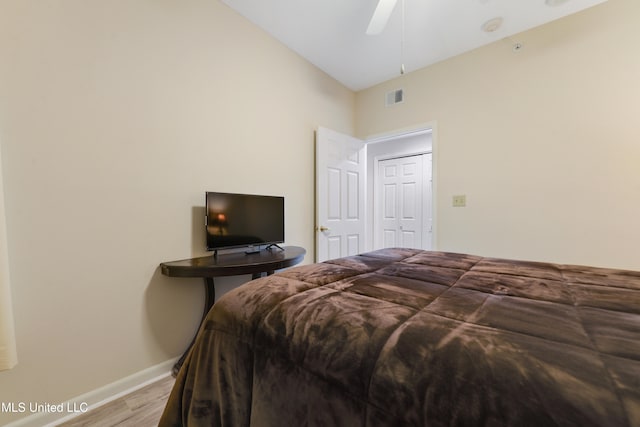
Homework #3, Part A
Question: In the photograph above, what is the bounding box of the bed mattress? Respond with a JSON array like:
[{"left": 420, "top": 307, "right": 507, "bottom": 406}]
[{"left": 160, "top": 248, "right": 640, "bottom": 426}]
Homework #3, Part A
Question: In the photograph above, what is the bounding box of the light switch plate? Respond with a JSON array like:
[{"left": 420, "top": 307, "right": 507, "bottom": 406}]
[{"left": 453, "top": 195, "right": 466, "bottom": 207}]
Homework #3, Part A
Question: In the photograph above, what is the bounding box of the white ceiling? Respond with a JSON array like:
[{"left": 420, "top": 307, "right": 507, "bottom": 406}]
[{"left": 221, "top": 0, "right": 607, "bottom": 91}]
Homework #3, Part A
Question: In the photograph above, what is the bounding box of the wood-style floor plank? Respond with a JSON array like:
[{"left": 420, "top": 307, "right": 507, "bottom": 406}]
[{"left": 57, "top": 375, "right": 174, "bottom": 427}]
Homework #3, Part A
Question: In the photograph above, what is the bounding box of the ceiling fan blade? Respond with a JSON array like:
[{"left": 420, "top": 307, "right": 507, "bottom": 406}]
[{"left": 366, "top": 0, "right": 398, "bottom": 35}]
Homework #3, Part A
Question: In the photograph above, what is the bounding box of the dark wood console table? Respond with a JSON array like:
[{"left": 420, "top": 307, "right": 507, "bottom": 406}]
[{"left": 160, "top": 246, "right": 306, "bottom": 375}]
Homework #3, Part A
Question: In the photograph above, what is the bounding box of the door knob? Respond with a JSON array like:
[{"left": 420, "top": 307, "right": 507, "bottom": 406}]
[{"left": 318, "top": 226, "right": 330, "bottom": 232}]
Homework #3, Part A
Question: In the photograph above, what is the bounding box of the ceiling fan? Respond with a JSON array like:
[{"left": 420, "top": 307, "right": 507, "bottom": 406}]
[{"left": 366, "top": 0, "right": 400, "bottom": 35}]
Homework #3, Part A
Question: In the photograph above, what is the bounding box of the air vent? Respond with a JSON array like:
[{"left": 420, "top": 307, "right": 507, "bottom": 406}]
[{"left": 385, "top": 89, "right": 404, "bottom": 107}]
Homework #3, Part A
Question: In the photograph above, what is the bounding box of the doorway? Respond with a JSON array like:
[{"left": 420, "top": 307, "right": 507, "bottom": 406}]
[
  {"left": 367, "top": 129, "right": 433, "bottom": 251},
  {"left": 316, "top": 126, "right": 433, "bottom": 261}
]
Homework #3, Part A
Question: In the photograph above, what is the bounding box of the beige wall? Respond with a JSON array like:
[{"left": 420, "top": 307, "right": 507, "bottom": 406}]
[
  {"left": 0, "top": 0, "right": 354, "bottom": 424},
  {"left": 2, "top": 0, "right": 639, "bottom": 423},
  {"left": 356, "top": 0, "right": 640, "bottom": 270}
]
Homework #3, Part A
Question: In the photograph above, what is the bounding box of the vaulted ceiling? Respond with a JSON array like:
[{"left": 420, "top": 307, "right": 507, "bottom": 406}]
[{"left": 221, "top": 0, "right": 608, "bottom": 91}]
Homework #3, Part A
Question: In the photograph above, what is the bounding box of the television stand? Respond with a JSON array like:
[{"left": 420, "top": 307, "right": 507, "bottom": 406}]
[
  {"left": 160, "top": 245, "right": 306, "bottom": 375},
  {"left": 266, "top": 243, "right": 284, "bottom": 251}
]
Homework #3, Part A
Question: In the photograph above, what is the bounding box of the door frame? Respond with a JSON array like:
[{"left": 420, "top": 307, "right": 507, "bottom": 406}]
[{"left": 366, "top": 124, "right": 436, "bottom": 251}]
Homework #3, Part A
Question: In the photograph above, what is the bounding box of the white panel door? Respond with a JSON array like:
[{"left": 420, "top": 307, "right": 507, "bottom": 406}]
[
  {"left": 316, "top": 127, "right": 366, "bottom": 262},
  {"left": 376, "top": 154, "right": 431, "bottom": 250},
  {"left": 423, "top": 152, "right": 433, "bottom": 249}
]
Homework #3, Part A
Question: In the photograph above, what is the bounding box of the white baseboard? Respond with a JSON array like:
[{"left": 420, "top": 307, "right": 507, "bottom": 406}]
[{"left": 5, "top": 357, "right": 178, "bottom": 427}]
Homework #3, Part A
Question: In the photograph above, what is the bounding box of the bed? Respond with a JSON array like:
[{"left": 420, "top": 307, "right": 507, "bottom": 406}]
[{"left": 159, "top": 248, "right": 640, "bottom": 426}]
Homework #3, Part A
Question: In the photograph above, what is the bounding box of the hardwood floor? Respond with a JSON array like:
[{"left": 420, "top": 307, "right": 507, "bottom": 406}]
[{"left": 57, "top": 375, "right": 175, "bottom": 427}]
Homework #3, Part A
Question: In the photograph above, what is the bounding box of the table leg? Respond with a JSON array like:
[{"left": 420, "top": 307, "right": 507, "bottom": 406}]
[{"left": 172, "top": 277, "right": 216, "bottom": 376}]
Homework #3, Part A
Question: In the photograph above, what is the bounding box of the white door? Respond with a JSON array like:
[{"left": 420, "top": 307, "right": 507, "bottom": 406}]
[
  {"left": 424, "top": 152, "right": 433, "bottom": 249},
  {"left": 376, "top": 153, "right": 432, "bottom": 250},
  {"left": 315, "top": 127, "right": 366, "bottom": 262}
]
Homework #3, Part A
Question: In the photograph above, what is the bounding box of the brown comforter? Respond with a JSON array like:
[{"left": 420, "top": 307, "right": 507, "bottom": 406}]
[{"left": 159, "top": 248, "right": 640, "bottom": 426}]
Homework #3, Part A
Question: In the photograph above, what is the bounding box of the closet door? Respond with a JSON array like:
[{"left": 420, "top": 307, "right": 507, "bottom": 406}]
[{"left": 377, "top": 154, "right": 430, "bottom": 250}]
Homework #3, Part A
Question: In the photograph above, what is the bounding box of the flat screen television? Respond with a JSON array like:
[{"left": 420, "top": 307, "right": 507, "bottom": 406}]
[{"left": 205, "top": 191, "right": 285, "bottom": 253}]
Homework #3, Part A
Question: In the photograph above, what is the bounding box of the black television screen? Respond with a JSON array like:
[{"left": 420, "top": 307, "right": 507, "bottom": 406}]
[{"left": 205, "top": 192, "right": 285, "bottom": 252}]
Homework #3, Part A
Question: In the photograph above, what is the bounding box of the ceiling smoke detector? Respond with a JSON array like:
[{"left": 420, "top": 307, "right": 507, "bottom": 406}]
[
  {"left": 545, "top": 0, "right": 570, "bottom": 6},
  {"left": 481, "top": 17, "right": 503, "bottom": 33}
]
